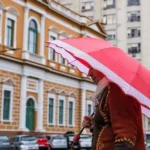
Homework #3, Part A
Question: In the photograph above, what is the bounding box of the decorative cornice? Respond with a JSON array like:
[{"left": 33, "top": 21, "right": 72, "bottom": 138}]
[
  {"left": 0, "top": 1, "right": 5, "bottom": 10},
  {"left": 5, "top": 6, "right": 19, "bottom": 16}
]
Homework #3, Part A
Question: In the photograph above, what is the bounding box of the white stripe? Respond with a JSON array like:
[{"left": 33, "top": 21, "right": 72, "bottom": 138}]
[
  {"left": 50, "top": 44, "right": 89, "bottom": 74},
  {"left": 48, "top": 40, "right": 150, "bottom": 112},
  {"left": 141, "top": 106, "right": 150, "bottom": 118}
]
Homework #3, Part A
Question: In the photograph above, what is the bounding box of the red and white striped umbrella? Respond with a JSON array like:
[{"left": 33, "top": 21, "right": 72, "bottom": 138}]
[{"left": 47, "top": 37, "right": 150, "bottom": 118}]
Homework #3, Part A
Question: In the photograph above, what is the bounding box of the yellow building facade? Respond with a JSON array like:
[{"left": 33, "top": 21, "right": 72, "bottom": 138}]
[{"left": 0, "top": 0, "right": 106, "bottom": 136}]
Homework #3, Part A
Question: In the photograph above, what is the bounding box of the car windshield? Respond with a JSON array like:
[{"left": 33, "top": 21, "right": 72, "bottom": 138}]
[
  {"left": 21, "top": 136, "right": 36, "bottom": 141},
  {"left": 0, "top": 136, "right": 9, "bottom": 142},
  {"left": 35, "top": 135, "right": 46, "bottom": 138},
  {"left": 80, "top": 136, "right": 91, "bottom": 140},
  {"left": 53, "top": 136, "right": 64, "bottom": 139},
  {"left": 145, "top": 134, "right": 150, "bottom": 143}
]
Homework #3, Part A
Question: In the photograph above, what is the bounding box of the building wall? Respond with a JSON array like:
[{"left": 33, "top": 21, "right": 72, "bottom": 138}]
[
  {"left": 141, "top": 0, "right": 150, "bottom": 69},
  {"left": 55, "top": 0, "right": 150, "bottom": 130},
  {"left": 0, "top": 0, "right": 107, "bottom": 136},
  {"left": 0, "top": 70, "right": 21, "bottom": 132}
]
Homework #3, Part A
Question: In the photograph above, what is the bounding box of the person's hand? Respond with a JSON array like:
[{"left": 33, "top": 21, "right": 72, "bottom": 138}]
[{"left": 82, "top": 116, "right": 94, "bottom": 129}]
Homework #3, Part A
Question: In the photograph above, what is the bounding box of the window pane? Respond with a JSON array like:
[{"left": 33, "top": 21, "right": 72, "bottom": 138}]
[
  {"left": 49, "top": 98, "right": 54, "bottom": 123},
  {"left": 50, "top": 36, "right": 56, "bottom": 41},
  {"left": 7, "top": 19, "right": 14, "bottom": 47},
  {"left": 28, "top": 20, "right": 37, "bottom": 54},
  {"left": 49, "top": 36, "right": 56, "bottom": 61},
  {"left": 28, "top": 30, "right": 37, "bottom": 53},
  {"left": 3, "top": 90, "right": 11, "bottom": 120},
  {"left": 88, "top": 104, "right": 92, "bottom": 116},
  {"left": 69, "top": 102, "right": 73, "bottom": 125},
  {"left": 128, "top": 43, "right": 141, "bottom": 53},
  {"left": 128, "top": 0, "right": 140, "bottom": 6},
  {"left": 50, "top": 48, "right": 55, "bottom": 60},
  {"left": 104, "top": 0, "right": 115, "bottom": 9},
  {"left": 59, "top": 100, "right": 64, "bottom": 124},
  {"left": 106, "top": 30, "right": 116, "bottom": 40},
  {"left": 60, "top": 57, "right": 65, "bottom": 64},
  {"left": 29, "top": 20, "right": 37, "bottom": 29}
]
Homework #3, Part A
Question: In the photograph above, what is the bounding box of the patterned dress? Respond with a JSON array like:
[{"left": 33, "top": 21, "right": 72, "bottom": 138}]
[{"left": 91, "top": 83, "right": 146, "bottom": 150}]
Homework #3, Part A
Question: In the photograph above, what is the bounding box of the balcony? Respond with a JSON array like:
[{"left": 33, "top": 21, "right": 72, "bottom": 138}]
[
  {"left": 22, "top": 51, "right": 46, "bottom": 64},
  {"left": 50, "top": 0, "right": 92, "bottom": 24},
  {"left": 48, "top": 59, "right": 81, "bottom": 77}
]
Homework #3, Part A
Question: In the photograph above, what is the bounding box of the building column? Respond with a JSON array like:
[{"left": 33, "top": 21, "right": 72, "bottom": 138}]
[
  {"left": 23, "top": 7, "right": 29, "bottom": 51},
  {"left": 40, "top": 15, "right": 46, "bottom": 64},
  {"left": 145, "top": 116, "right": 149, "bottom": 130},
  {"left": 81, "top": 88, "right": 86, "bottom": 133},
  {"left": 22, "top": 7, "right": 29, "bottom": 59},
  {"left": 36, "top": 79, "right": 45, "bottom": 132},
  {"left": 19, "top": 75, "right": 28, "bottom": 131}
]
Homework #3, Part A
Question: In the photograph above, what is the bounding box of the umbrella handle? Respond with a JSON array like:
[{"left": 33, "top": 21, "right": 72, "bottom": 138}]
[
  {"left": 71, "top": 112, "right": 94, "bottom": 150},
  {"left": 78, "top": 112, "right": 94, "bottom": 136}
]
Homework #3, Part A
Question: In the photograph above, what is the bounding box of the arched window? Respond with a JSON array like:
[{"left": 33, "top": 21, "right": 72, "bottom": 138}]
[
  {"left": 28, "top": 19, "right": 38, "bottom": 54},
  {"left": 26, "top": 98, "right": 34, "bottom": 107},
  {"left": 26, "top": 98, "right": 35, "bottom": 131}
]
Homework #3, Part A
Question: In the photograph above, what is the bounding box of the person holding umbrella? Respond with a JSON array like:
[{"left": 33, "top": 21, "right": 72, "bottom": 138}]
[
  {"left": 48, "top": 37, "right": 150, "bottom": 149},
  {"left": 82, "top": 67, "right": 146, "bottom": 150}
]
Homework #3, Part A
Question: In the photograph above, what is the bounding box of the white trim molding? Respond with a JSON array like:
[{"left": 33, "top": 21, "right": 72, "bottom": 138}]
[
  {"left": 26, "top": 96, "right": 37, "bottom": 110},
  {"left": 19, "top": 75, "right": 28, "bottom": 131},
  {"left": 0, "top": 9, "right": 3, "bottom": 44},
  {"left": 47, "top": 93, "right": 56, "bottom": 125},
  {"left": 23, "top": 7, "right": 29, "bottom": 51},
  {"left": 28, "top": 16, "right": 41, "bottom": 33},
  {"left": 4, "top": 12, "right": 17, "bottom": 50},
  {"left": 58, "top": 95, "right": 66, "bottom": 126},
  {"left": 36, "top": 79, "right": 45, "bottom": 132},
  {"left": 48, "top": 30, "right": 58, "bottom": 61},
  {"left": 1, "top": 84, "right": 13, "bottom": 123},
  {"left": 68, "top": 97, "right": 75, "bottom": 127}
]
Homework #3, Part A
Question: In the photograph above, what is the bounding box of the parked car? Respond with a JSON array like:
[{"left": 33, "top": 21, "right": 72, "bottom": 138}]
[
  {"left": 35, "top": 135, "right": 50, "bottom": 150},
  {"left": 0, "top": 135, "right": 14, "bottom": 150},
  {"left": 12, "top": 135, "right": 38, "bottom": 150},
  {"left": 64, "top": 133, "right": 80, "bottom": 150},
  {"left": 147, "top": 143, "right": 150, "bottom": 150},
  {"left": 79, "top": 135, "right": 92, "bottom": 150},
  {"left": 46, "top": 134, "right": 67, "bottom": 150}
]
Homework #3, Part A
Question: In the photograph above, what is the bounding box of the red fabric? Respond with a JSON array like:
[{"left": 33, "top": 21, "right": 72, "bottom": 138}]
[
  {"left": 62, "top": 38, "right": 150, "bottom": 99},
  {"left": 48, "top": 38, "right": 150, "bottom": 118},
  {"left": 100, "top": 83, "right": 146, "bottom": 150}
]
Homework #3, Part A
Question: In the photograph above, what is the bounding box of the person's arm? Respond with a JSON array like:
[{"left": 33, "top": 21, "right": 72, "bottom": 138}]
[{"left": 108, "top": 83, "right": 141, "bottom": 150}]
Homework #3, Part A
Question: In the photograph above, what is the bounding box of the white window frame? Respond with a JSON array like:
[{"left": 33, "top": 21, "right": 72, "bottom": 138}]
[
  {"left": 59, "top": 35, "right": 67, "bottom": 65},
  {"left": 106, "top": 30, "right": 116, "bottom": 40},
  {"left": 87, "top": 100, "right": 93, "bottom": 116},
  {"left": 47, "top": 93, "right": 56, "bottom": 125},
  {"left": 1, "top": 84, "right": 13, "bottom": 122},
  {"left": 58, "top": 95, "right": 66, "bottom": 126},
  {"left": 0, "top": 9, "right": 3, "bottom": 44},
  {"left": 127, "top": 27, "right": 140, "bottom": 38},
  {"left": 48, "top": 31, "right": 58, "bottom": 61},
  {"left": 68, "top": 97, "right": 75, "bottom": 127},
  {"left": 4, "top": 13, "right": 17, "bottom": 50}
]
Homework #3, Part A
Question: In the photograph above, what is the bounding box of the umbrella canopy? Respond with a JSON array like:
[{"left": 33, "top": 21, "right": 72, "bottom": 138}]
[{"left": 47, "top": 37, "right": 150, "bottom": 118}]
